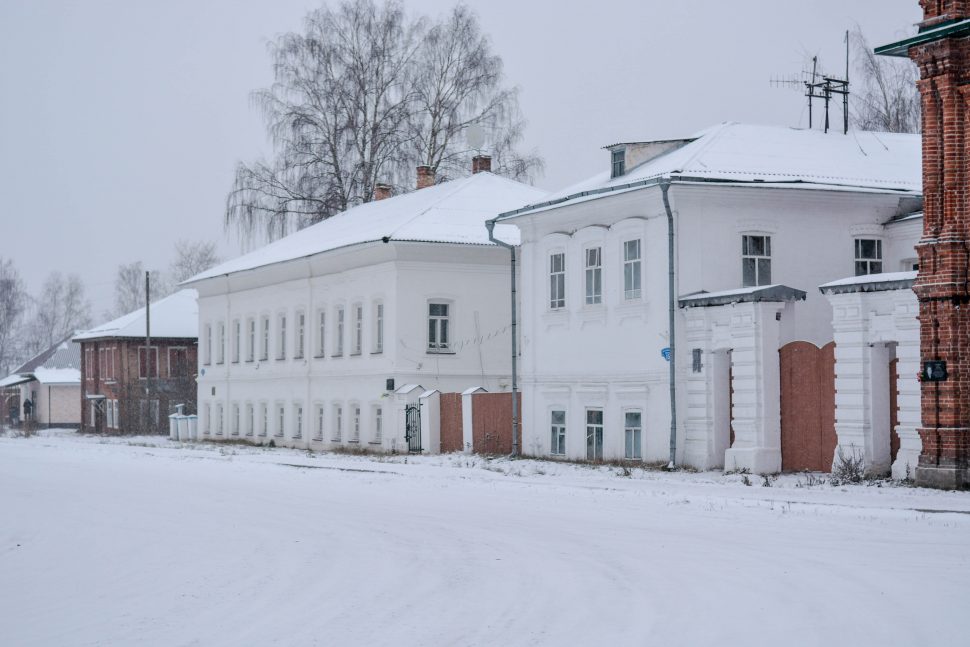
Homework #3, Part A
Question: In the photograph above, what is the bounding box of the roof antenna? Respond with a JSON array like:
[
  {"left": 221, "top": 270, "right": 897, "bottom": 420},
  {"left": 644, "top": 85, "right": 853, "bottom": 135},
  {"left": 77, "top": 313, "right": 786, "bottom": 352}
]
[{"left": 770, "top": 32, "right": 850, "bottom": 134}]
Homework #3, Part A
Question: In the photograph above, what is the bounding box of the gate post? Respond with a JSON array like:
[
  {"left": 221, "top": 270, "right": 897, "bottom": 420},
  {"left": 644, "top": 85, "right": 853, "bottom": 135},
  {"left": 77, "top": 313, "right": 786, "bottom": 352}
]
[
  {"left": 419, "top": 389, "right": 440, "bottom": 454},
  {"left": 461, "top": 386, "right": 487, "bottom": 453}
]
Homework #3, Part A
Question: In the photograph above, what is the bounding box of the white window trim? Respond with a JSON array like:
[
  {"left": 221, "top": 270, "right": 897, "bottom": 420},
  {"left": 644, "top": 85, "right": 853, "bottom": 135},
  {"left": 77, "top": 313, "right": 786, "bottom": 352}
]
[
  {"left": 584, "top": 246, "right": 603, "bottom": 306},
  {"left": 427, "top": 299, "right": 454, "bottom": 354},
  {"left": 549, "top": 250, "right": 566, "bottom": 310}
]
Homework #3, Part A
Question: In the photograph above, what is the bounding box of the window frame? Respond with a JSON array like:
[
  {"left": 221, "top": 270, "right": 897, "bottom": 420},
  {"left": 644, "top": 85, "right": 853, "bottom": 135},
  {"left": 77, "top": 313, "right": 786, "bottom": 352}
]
[
  {"left": 333, "top": 306, "right": 345, "bottom": 357},
  {"left": 246, "top": 317, "right": 256, "bottom": 362},
  {"left": 231, "top": 319, "right": 241, "bottom": 364},
  {"left": 427, "top": 300, "right": 453, "bottom": 353},
  {"left": 260, "top": 315, "right": 270, "bottom": 361},
  {"left": 741, "top": 234, "right": 772, "bottom": 288},
  {"left": 549, "top": 251, "right": 566, "bottom": 310},
  {"left": 611, "top": 148, "right": 625, "bottom": 178},
  {"left": 352, "top": 303, "right": 363, "bottom": 356},
  {"left": 854, "top": 238, "right": 884, "bottom": 276},
  {"left": 295, "top": 310, "right": 306, "bottom": 359},
  {"left": 203, "top": 324, "right": 212, "bottom": 365},
  {"left": 624, "top": 409, "right": 642, "bottom": 460},
  {"left": 550, "top": 409, "right": 566, "bottom": 456},
  {"left": 373, "top": 302, "right": 384, "bottom": 354},
  {"left": 623, "top": 239, "right": 642, "bottom": 300},
  {"left": 216, "top": 321, "right": 226, "bottom": 365},
  {"left": 276, "top": 313, "right": 287, "bottom": 361},
  {"left": 584, "top": 246, "right": 603, "bottom": 305},
  {"left": 138, "top": 345, "right": 160, "bottom": 379}
]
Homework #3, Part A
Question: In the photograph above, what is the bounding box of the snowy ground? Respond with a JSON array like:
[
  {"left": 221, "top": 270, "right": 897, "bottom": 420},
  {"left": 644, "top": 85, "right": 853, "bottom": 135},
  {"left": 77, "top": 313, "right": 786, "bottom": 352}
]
[{"left": 2, "top": 430, "right": 969, "bottom": 647}]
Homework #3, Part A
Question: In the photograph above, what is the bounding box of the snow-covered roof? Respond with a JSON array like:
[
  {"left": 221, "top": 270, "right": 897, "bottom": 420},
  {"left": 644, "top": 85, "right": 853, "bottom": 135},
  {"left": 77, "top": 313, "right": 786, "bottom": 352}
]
[
  {"left": 819, "top": 271, "right": 917, "bottom": 295},
  {"left": 0, "top": 374, "right": 33, "bottom": 388},
  {"left": 74, "top": 289, "right": 198, "bottom": 341},
  {"left": 501, "top": 123, "right": 921, "bottom": 219},
  {"left": 185, "top": 172, "right": 546, "bottom": 283},
  {"left": 31, "top": 367, "right": 81, "bottom": 385},
  {"left": 679, "top": 284, "right": 807, "bottom": 308}
]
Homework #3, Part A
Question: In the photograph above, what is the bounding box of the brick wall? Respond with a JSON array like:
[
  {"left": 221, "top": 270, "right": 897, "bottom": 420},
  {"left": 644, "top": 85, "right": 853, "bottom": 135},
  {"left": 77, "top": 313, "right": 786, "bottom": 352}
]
[{"left": 908, "top": 1, "right": 970, "bottom": 487}]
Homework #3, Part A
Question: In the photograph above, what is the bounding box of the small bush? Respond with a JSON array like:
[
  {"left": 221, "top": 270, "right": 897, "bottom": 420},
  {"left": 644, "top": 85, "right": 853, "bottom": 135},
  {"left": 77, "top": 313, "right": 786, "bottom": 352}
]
[{"left": 830, "top": 446, "right": 865, "bottom": 486}]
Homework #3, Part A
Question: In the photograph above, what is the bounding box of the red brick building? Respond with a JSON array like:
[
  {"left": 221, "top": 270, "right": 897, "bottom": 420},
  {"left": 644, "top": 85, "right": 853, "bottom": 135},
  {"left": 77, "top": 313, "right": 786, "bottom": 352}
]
[
  {"left": 74, "top": 289, "right": 198, "bottom": 435},
  {"left": 879, "top": 2, "right": 970, "bottom": 488}
]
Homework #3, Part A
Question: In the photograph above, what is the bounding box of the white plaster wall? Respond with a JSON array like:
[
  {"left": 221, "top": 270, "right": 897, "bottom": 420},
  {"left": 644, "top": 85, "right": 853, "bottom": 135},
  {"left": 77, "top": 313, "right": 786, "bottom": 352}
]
[
  {"left": 195, "top": 242, "right": 512, "bottom": 453},
  {"left": 825, "top": 287, "right": 920, "bottom": 479},
  {"left": 20, "top": 383, "right": 80, "bottom": 425},
  {"left": 513, "top": 182, "right": 919, "bottom": 467}
]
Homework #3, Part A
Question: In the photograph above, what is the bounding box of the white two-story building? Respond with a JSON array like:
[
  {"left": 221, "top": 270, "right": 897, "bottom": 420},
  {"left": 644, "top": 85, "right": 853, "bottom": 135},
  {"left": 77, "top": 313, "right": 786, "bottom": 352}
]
[
  {"left": 495, "top": 123, "right": 922, "bottom": 474},
  {"left": 184, "top": 160, "right": 544, "bottom": 452}
]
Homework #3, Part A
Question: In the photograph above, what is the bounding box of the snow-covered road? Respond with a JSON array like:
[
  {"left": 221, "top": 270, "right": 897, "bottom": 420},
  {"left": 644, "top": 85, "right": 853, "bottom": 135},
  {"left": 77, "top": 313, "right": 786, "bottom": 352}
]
[{"left": 2, "top": 431, "right": 968, "bottom": 646}]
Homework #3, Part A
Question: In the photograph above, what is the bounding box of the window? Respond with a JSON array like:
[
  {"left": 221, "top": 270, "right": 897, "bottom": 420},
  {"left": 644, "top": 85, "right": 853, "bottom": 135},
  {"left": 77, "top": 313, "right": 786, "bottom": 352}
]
[
  {"left": 549, "top": 253, "right": 565, "bottom": 309},
  {"left": 352, "top": 304, "right": 363, "bottom": 355},
  {"left": 295, "top": 311, "right": 305, "bottom": 359},
  {"left": 374, "top": 303, "right": 384, "bottom": 353},
  {"left": 259, "top": 403, "right": 268, "bottom": 437},
  {"left": 216, "top": 403, "right": 224, "bottom": 436},
  {"left": 231, "top": 319, "right": 240, "bottom": 363},
  {"left": 855, "top": 239, "right": 883, "bottom": 276},
  {"left": 333, "top": 405, "right": 343, "bottom": 442},
  {"left": 260, "top": 316, "right": 269, "bottom": 361},
  {"left": 204, "top": 324, "right": 212, "bottom": 365},
  {"left": 623, "top": 239, "right": 642, "bottom": 300},
  {"left": 624, "top": 411, "right": 642, "bottom": 459},
  {"left": 373, "top": 406, "right": 383, "bottom": 443},
  {"left": 85, "top": 348, "right": 95, "bottom": 379},
  {"left": 169, "top": 347, "right": 188, "bottom": 377},
  {"left": 246, "top": 403, "right": 254, "bottom": 437},
  {"left": 277, "top": 314, "right": 287, "bottom": 360},
  {"left": 294, "top": 405, "right": 303, "bottom": 440},
  {"left": 231, "top": 403, "right": 240, "bottom": 436},
  {"left": 316, "top": 309, "right": 326, "bottom": 358},
  {"left": 314, "top": 405, "right": 324, "bottom": 441},
  {"left": 611, "top": 148, "right": 625, "bottom": 178},
  {"left": 106, "top": 399, "right": 115, "bottom": 429},
  {"left": 742, "top": 235, "right": 771, "bottom": 287},
  {"left": 351, "top": 406, "right": 361, "bottom": 442},
  {"left": 335, "top": 307, "right": 345, "bottom": 356},
  {"left": 138, "top": 346, "right": 159, "bottom": 379},
  {"left": 247, "top": 318, "right": 256, "bottom": 362},
  {"left": 586, "top": 409, "right": 603, "bottom": 461},
  {"left": 585, "top": 247, "right": 602, "bottom": 305},
  {"left": 276, "top": 404, "right": 285, "bottom": 438},
  {"left": 550, "top": 410, "right": 566, "bottom": 456},
  {"left": 99, "top": 348, "right": 107, "bottom": 378},
  {"left": 428, "top": 302, "right": 450, "bottom": 352},
  {"left": 203, "top": 403, "right": 211, "bottom": 436},
  {"left": 217, "top": 322, "right": 225, "bottom": 364}
]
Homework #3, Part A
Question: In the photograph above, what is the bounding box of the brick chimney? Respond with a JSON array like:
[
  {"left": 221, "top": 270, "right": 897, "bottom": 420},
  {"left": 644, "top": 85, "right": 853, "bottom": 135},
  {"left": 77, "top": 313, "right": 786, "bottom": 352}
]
[
  {"left": 374, "top": 183, "right": 392, "bottom": 201},
  {"left": 416, "top": 165, "right": 434, "bottom": 190},
  {"left": 472, "top": 154, "right": 492, "bottom": 174}
]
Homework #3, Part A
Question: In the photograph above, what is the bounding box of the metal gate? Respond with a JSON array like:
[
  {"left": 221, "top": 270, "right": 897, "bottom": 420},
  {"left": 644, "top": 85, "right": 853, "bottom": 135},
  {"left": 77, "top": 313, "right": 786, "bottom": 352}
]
[{"left": 405, "top": 404, "right": 422, "bottom": 452}]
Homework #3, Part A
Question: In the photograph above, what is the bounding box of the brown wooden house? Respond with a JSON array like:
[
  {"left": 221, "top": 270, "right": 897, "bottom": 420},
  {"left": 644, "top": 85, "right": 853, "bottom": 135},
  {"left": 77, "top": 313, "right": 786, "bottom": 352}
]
[{"left": 74, "top": 289, "right": 198, "bottom": 434}]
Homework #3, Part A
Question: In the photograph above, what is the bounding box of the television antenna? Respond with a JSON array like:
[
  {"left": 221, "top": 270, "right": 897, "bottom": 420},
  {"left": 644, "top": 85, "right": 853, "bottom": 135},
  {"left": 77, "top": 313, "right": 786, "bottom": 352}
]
[{"left": 770, "top": 31, "right": 850, "bottom": 134}]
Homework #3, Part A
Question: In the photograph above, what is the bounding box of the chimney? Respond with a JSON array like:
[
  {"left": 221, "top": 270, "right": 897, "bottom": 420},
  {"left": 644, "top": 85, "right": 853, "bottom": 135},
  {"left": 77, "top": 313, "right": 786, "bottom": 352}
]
[
  {"left": 374, "top": 183, "right": 392, "bottom": 201},
  {"left": 416, "top": 165, "right": 435, "bottom": 190},
  {"left": 472, "top": 154, "right": 492, "bottom": 174}
]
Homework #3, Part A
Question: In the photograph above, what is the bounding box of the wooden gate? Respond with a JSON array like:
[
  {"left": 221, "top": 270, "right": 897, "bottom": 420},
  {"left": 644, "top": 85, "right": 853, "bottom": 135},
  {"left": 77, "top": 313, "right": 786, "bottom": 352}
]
[{"left": 779, "top": 341, "right": 836, "bottom": 472}]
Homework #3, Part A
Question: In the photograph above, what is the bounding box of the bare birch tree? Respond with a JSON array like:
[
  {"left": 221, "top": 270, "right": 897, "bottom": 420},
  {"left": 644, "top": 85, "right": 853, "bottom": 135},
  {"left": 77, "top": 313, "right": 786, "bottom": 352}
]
[
  {"left": 170, "top": 239, "right": 220, "bottom": 284},
  {"left": 28, "top": 272, "right": 92, "bottom": 354},
  {"left": 109, "top": 262, "right": 171, "bottom": 320},
  {"left": 227, "top": 0, "right": 541, "bottom": 241},
  {"left": 851, "top": 29, "right": 921, "bottom": 134},
  {"left": 0, "top": 258, "right": 28, "bottom": 375}
]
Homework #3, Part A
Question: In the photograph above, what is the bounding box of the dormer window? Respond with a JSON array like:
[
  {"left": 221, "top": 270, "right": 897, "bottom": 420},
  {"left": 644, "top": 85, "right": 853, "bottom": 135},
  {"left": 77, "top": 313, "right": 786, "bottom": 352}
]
[{"left": 611, "top": 148, "right": 625, "bottom": 178}]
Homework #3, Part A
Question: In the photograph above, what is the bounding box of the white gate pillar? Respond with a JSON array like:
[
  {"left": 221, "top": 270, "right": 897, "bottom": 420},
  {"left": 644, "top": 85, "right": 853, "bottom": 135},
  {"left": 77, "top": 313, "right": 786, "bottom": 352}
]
[{"left": 680, "top": 286, "right": 806, "bottom": 474}]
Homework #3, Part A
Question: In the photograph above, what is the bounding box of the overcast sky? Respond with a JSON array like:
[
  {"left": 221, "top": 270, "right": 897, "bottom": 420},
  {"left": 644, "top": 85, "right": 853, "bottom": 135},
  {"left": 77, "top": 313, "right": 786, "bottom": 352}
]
[{"left": 0, "top": 0, "right": 922, "bottom": 319}]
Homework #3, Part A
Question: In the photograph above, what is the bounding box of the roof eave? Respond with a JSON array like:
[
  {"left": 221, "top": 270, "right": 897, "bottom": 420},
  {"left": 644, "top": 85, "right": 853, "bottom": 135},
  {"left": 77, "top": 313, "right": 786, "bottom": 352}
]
[{"left": 875, "top": 18, "right": 970, "bottom": 57}]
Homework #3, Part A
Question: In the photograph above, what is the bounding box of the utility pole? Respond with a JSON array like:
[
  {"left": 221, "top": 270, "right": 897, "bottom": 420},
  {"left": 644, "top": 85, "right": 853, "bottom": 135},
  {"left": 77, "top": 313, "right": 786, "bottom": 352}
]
[{"left": 145, "top": 271, "right": 151, "bottom": 431}]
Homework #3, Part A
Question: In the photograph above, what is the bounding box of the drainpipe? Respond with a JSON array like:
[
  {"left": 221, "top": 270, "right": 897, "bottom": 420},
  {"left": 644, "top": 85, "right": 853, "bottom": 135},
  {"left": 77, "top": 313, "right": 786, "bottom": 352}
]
[
  {"left": 660, "top": 179, "right": 677, "bottom": 468},
  {"left": 485, "top": 219, "right": 519, "bottom": 457}
]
